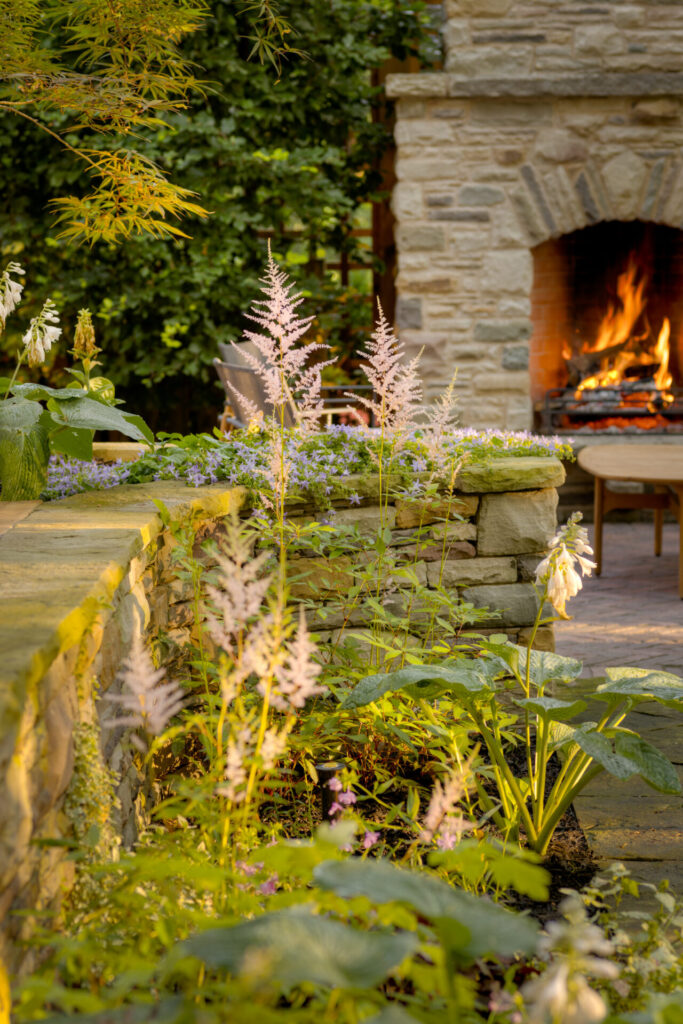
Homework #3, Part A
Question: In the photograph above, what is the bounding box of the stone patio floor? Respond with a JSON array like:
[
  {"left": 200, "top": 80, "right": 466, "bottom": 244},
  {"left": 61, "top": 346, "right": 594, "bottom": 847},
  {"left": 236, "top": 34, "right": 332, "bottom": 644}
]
[{"left": 554, "top": 521, "right": 683, "bottom": 898}]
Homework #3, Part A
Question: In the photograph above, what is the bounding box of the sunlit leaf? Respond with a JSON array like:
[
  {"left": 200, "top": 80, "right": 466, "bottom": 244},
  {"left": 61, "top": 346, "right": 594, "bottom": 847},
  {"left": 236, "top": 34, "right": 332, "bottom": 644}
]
[
  {"left": 183, "top": 906, "right": 417, "bottom": 989},
  {"left": 313, "top": 858, "right": 538, "bottom": 960}
]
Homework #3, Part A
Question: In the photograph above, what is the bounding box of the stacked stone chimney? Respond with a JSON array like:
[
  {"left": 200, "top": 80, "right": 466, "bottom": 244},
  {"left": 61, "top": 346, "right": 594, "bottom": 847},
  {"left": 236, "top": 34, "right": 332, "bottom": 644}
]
[{"left": 390, "top": 1, "right": 683, "bottom": 429}]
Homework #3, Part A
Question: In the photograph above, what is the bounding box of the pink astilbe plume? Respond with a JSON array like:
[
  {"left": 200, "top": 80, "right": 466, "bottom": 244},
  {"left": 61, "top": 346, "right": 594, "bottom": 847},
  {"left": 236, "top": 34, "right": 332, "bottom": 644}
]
[
  {"left": 268, "top": 606, "right": 326, "bottom": 712},
  {"left": 204, "top": 518, "right": 273, "bottom": 661},
  {"left": 347, "top": 300, "right": 423, "bottom": 443},
  {"left": 105, "top": 635, "right": 185, "bottom": 750},
  {"left": 420, "top": 760, "right": 474, "bottom": 850},
  {"left": 216, "top": 725, "right": 253, "bottom": 803},
  {"left": 231, "top": 246, "right": 332, "bottom": 433}
]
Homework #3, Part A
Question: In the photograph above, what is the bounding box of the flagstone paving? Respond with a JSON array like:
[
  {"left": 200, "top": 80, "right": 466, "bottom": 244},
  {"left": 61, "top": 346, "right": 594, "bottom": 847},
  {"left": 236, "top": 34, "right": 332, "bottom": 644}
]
[{"left": 554, "top": 521, "right": 683, "bottom": 897}]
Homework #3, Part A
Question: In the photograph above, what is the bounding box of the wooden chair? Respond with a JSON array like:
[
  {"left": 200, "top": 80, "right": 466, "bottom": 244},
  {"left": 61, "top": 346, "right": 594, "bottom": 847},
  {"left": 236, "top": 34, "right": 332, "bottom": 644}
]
[{"left": 214, "top": 342, "right": 373, "bottom": 431}]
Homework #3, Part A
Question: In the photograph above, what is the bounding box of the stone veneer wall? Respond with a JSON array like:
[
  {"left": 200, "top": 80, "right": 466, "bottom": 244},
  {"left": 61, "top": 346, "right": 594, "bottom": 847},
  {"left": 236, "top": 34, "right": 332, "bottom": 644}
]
[
  {"left": 0, "top": 482, "right": 245, "bottom": 972},
  {"left": 390, "top": 0, "right": 683, "bottom": 428},
  {"left": 0, "top": 454, "right": 564, "bottom": 970}
]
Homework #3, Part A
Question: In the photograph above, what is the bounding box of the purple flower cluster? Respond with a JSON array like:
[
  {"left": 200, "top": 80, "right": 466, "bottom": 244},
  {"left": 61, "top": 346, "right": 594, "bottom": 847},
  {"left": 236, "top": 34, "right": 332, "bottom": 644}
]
[
  {"left": 45, "top": 455, "right": 132, "bottom": 499},
  {"left": 41, "top": 425, "right": 571, "bottom": 503}
]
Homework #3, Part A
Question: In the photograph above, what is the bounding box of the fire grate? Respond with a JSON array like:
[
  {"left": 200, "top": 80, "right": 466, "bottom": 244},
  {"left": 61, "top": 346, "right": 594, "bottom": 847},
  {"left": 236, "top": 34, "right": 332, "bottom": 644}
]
[{"left": 541, "top": 385, "right": 683, "bottom": 434}]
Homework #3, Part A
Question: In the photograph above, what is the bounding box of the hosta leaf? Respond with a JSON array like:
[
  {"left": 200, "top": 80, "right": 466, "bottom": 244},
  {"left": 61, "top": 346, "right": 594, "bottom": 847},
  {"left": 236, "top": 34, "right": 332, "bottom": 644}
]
[
  {"left": 342, "top": 662, "right": 496, "bottom": 710},
  {"left": 596, "top": 668, "right": 683, "bottom": 709},
  {"left": 11, "top": 382, "right": 84, "bottom": 402},
  {"left": 42, "top": 999, "right": 183, "bottom": 1024},
  {"left": 48, "top": 424, "right": 94, "bottom": 461},
  {"left": 183, "top": 907, "right": 417, "bottom": 989},
  {"left": 514, "top": 696, "right": 588, "bottom": 721},
  {"left": 365, "top": 1008, "right": 421, "bottom": 1024},
  {"left": 0, "top": 397, "right": 49, "bottom": 500},
  {"left": 313, "top": 858, "right": 537, "bottom": 960},
  {"left": 568, "top": 728, "right": 638, "bottom": 780},
  {"left": 549, "top": 720, "right": 598, "bottom": 755},
  {"left": 564, "top": 727, "right": 681, "bottom": 792},
  {"left": 487, "top": 643, "right": 583, "bottom": 685},
  {"left": 613, "top": 733, "right": 682, "bottom": 794},
  {"left": 45, "top": 396, "right": 152, "bottom": 444}
]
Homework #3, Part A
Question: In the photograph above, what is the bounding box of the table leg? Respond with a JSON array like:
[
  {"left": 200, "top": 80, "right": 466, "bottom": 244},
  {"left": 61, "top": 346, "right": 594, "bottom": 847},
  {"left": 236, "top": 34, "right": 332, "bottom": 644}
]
[
  {"left": 675, "top": 487, "right": 683, "bottom": 600},
  {"left": 594, "top": 476, "right": 604, "bottom": 576},
  {"left": 654, "top": 485, "right": 665, "bottom": 557}
]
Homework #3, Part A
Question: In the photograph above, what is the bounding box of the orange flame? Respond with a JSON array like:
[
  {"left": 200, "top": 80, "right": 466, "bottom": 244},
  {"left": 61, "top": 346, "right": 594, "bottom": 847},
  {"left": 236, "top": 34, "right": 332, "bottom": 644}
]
[{"left": 571, "top": 256, "right": 672, "bottom": 395}]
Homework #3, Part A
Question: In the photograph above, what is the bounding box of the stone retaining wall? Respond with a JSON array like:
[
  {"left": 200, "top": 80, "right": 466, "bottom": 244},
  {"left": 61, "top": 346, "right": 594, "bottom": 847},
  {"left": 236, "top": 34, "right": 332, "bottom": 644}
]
[
  {"left": 0, "top": 482, "right": 244, "bottom": 972},
  {"left": 290, "top": 457, "right": 563, "bottom": 647},
  {"left": 0, "top": 454, "right": 564, "bottom": 970}
]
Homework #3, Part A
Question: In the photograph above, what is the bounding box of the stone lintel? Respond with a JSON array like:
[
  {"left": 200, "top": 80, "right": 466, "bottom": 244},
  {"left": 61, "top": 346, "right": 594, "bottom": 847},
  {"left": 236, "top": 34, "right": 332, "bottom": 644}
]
[{"left": 387, "top": 72, "right": 683, "bottom": 100}]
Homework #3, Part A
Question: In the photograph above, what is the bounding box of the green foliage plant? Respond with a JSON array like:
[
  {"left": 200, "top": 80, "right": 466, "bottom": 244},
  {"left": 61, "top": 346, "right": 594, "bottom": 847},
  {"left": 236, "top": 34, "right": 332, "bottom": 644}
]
[
  {"left": 343, "top": 514, "right": 683, "bottom": 856},
  {"left": 0, "top": 0, "right": 438, "bottom": 426},
  {"left": 0, "top": 264, "right": 153, "bottom": 498},
  {"left": 581, "top": 863, "right": 683, "bottom": 1016},
  {"left": 1, "top": 0, "right": 212, "bottom": 242}
]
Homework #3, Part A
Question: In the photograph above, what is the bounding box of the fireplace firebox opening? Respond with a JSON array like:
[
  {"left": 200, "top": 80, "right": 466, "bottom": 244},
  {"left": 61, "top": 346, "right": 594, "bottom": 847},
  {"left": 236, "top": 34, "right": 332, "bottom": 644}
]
[{"left": 531, "top": 222, "right": 683, "bottom": 434}]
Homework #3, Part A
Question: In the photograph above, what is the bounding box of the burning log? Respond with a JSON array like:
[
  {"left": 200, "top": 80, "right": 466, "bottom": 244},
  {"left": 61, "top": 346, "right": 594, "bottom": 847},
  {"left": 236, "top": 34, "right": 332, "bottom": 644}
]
[{"left": 565, "top": 339, "right": 633, "bottom": 386}]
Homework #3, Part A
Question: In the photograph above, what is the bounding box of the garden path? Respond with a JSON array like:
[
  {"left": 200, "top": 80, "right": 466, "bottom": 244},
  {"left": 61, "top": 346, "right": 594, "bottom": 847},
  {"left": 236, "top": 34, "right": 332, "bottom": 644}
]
[{"left": 554, "top": 521, "right": 683, "bottom": 898}]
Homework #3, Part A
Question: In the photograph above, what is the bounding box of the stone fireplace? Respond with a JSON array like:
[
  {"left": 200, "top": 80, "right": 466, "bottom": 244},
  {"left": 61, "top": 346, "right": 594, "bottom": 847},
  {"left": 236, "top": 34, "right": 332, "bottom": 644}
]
[{"left": 388, "top": 0, "right": 683, "bottom": 431}]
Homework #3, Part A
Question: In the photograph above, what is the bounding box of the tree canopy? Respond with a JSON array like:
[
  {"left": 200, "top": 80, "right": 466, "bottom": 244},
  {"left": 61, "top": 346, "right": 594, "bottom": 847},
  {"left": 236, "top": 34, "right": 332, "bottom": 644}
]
[{"left": 0, "top": 0, "right": 437, "bottom": 431}]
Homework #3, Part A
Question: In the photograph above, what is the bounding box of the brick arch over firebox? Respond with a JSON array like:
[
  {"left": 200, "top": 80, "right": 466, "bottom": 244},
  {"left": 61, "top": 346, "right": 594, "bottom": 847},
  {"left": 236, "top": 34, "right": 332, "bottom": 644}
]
[{"left": 387, "top": 1, "right": 683, "bottom": 430}]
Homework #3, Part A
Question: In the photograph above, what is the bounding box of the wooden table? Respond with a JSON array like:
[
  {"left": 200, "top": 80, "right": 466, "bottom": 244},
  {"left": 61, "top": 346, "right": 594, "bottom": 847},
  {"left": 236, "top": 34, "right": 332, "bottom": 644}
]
[{"left": 577, "top": 444, "right": 683, "bottom": 599}]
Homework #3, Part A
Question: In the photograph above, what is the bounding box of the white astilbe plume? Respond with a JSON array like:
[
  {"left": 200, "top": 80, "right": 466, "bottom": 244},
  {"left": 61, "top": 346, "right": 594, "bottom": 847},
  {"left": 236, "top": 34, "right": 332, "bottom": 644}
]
[
  {"left": 260, "top": 726, "right": 289, "bottom": 771},
  {"left": 522, "top": 894, "right": 619, "bottom": 1024},
  {"left": 105, "top": 635, "right": 185, "bottom": 750},
  {"left": 204, "top": 518, "right": 273, "bottom": 661},
  {"left": 420, "top": 758, "right": 474, "bottom": 849},
  {"left": 23, "top": 297, "right": 62, "bottom": 367},
  {"left": 268, "top": 606, "right": 326, "bottom": 712},
  {"left": 348, "top": 301, "right": 423, "bottom": 444},
  {"left": 422, "top": 371, "right": 461, "bottom": 473},
  {"left": 216, "top": 726, "right": 253, "bottom": 803},
  {"left": 535, "top": 512, "right": 596, "bottom": 619},
  {"left": 0, "top": 262, "right": 24, "bottom": 327},
  {"left": 231, "top": 246, "right": 332, "bottom": 433}
]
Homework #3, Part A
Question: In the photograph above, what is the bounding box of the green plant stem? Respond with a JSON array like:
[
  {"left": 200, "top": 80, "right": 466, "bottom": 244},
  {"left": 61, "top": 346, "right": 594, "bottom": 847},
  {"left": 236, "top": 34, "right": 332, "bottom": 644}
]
[
  {"left": 3, "top": 349, "right": 24, "bottom": 400},
  {"left": 532, "top": 714, "right": 551, "bottom": 831},
  {"left": 471, "top": 709, "right": 538, "bottom": 845},
  {"left": 535, "top": 764, "right": 603, "bottom": 855}
]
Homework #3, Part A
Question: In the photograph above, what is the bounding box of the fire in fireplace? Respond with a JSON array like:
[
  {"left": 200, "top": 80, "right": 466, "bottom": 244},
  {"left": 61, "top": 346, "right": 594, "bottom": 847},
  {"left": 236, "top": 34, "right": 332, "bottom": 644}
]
[{"left": 531, "top": 222, "right": 683, "bottom": 434}]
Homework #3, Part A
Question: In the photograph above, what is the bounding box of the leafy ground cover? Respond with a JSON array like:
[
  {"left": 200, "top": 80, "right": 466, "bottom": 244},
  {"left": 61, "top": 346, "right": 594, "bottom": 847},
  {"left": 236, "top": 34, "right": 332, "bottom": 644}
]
[{"left": 43, "top": 426, "right": 572, "bottom": 500}]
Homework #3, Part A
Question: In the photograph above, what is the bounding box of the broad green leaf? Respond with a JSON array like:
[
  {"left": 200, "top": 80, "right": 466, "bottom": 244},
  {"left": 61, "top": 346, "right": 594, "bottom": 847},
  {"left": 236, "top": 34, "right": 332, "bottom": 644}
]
[
  {"left": 564, "top": 726, "right": 680, "bottom": 791},
  {"left": 49, "top": 424, "right": 94, "bottom": 461},
  {"left": 11, "top": 382, "right": 85, "bottom": 402},
  {"left": 596, "top": 668, "right": 683, "bottom": 709},
  {"left": 613, "top": 733, "right": 682, "bottom": 794},
  {"left": 549, "top": 720, "right": 598, "bottom": 755},
  {"left": 514, "top": 696, "right": 588, "bottom": 721},
  {"left": 0, "top": 397, "right": 49, "bottom": 500},
  {"left": 487, "top": 642, "right": 583, "bottom": 686},
  {"left": 313, "top": 858, "right": 537, "bottom": 959},
  {"left": 121, "top": 412, "right": 154, "bottom": 444},
  {"left": 42, "top": 998, "right": 183, "bottom": 1023},
  {"left": 45, "top": 395, "right": 152, "bottom": 444},
  {"left": 568, "top": 728, "right": 638, "bottom": 780},
  {"left": 478, "top": 639, "right": 521, "bottom": 677},
  {"left": 365, "top": 1007, "right": 422, "bottom": 1024},
  {"left": 183, "top": 907, "right": 417, "bottom": 989},
  {"left": 342, "top": 662, "right": 495, "bottom": 710}
]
